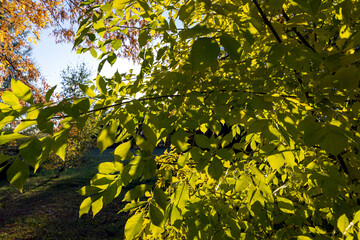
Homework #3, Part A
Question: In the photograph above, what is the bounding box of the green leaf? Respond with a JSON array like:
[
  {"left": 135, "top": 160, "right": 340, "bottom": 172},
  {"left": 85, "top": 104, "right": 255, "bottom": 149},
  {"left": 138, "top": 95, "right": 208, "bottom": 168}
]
[
  {"left": 308, "top": 0, "right": 321, "bottom": 15},
  {"left": 90, "top": 48, "right": 97, "bottom": 58},
  {"left": 169, "top": 18, "right": 177, "bottom": 33},
  {"left": 97, "top": 121, "right": 118, "bottom": 153},
  {"left": 2, "top": 91, "right": 20, "bottom": 107},
  {"left": 0, "top": 154, "right": 12, "bottom": 165},
  {"left": 220, "top": 33, "right": 242, "bottom": 60},
  {"left": 78, "top": 186, "right": 102, "bottom": 196},
  {"left": 7, "top": 158, "right": 29, "bottom": 192},
  {"left": 303, "top": 120, "right": 349, "bottom": 155},
  {"left": 14, "top": 120, "right": 37, "bottom": 133},
  {"left": 190, "top": 37, "right": 220, "bottom": 71},
  {"left": 92, "top": 196, "right": 104, "bottom": 216},
  {"left": 123, "top": 184, "right": 150, "bottom": 201},
  {"left": 19, "top": 139, "right": 42, "bottom": 169},
  {"left": 337, "top": 214, "right": 349, "bottom": 234},
  {"left": 0, "top": 132, "right": 28, "bottom": 145},
  {"left": 119, "top": 201, "right": 147, "bottom": 213},
  {"left": 216, "top": 148, "right": 233, "bottom": 161},
  {"left": 177, "top": 151, "right": 190, "bottom": 168},
  {"left": 45, "top": 85, "right": 57, "bottom": 102},
  {"left": 114, "top": 140, "right": 132, "bottom": 161},
  {"left": 55, "top": 142, "right": 67, "bottom": 161},
  {"left": 267, "top": 43, "right": 287, "bottom": 64},
  {"left": 170, "top": 205, "right": 182, "bottom": 225},
  {"left": 267, "top": 153, "right": 285, "bottom": 170},
  {"left": 319, "top": 127, "right": 348, "bottom": 155},
  {"left": 194, "top": 134, "right": 210, "bottom": 149},
  {"left": 113, "top": 0, "right": 132, "bottom": 10},
  {"left": 149, "top": 200, "right": 164, "bottom": 226},
  {"left": 171, "top": 129, "right": 190, "bottom": 152},
  {"left": 98, "top": 161, "right": 123, "bottom": 174},
  {"left": 142, "top": 124, "right": 157, "bottom": 146},
  {"left": 79, "top": 197, "right": 92, "bottom": 218},
  {"left": 179, "top": 24, "right": 214, "bottom": 39},
  {"left": 178, "top": 0, "right": 195, "bottom": 22},
  {"left": 111, "top": 39, "right": 122, "bottom": 50},
  {"left": 333, "top": 66, "right": 360, "bottom": 91},
  {"left": 296, "top": 236, "right": 313, "bottom": 240},
  {"left": 11, "top": 79, "right": 33, "bottom": 103},
  {"left": 277, "top": 197, "right": 295, "bottom": 214},
  {"left": 207, "top": 157, "right": 224, "bottom": 180},
  {"left": 235, "top": 175, "right": 251, "bottom": 192},
  {"left": 290, "top": 0, "right": 320, "bottom": 15},
  {"left": 79, "top": 84, "right": 97, "bottom": 98},
  {"left": 96, "top": 76, "right": 107, "bottom": 95},
  {"left": 353, "top": 210, "right": 360, "bottom": 224},
  {"left": 125, "top": 212, "right": 144, "bottom": 239},
  {"left": 174, "top": 182, "right": 189, "bottom": 209},
  {"left": 154, "top": 187, "right": 167, "bottom": 211},
  {"left": 142, "top": 157, "right": 156, "bottom": 179},
  {"left": 138, "top": 29, "right": 149, "bottom": 48},
  {"left": 107, "top": 52, "right": 117, "bottom": 66}
]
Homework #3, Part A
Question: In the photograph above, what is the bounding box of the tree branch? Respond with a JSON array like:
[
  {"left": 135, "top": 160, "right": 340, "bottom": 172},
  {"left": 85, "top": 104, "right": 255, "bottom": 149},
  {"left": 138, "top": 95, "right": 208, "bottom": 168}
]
[
  {"left": 252, "top": 0, "right": 282, "bottom": 43},
  {"left": 337, "top": 154, "right": 349, "bottom": 175},
  {"left": 281, "top": 9, "right": 316, "bottom": 53},
  {"left": 18, "top": 94, "right": 182, "bottom": 122},
  {"left": 16, "top": 90, "right": 305, "bottom": 122}
]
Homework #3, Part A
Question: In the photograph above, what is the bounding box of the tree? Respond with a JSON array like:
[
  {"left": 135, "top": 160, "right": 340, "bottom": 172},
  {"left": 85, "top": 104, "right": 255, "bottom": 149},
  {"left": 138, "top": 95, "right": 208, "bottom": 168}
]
[
  {"left": 60, "top": 62, "right": 92, "bottom": 99},
  {"left": 1, "top": 0, "right": 360, "bottom": 239},
  {"left": 0, "top": 0, "right": 146, "bottom": 101},
  {"left": 41, "top": 63, "right": 98, "bottom": 174}
]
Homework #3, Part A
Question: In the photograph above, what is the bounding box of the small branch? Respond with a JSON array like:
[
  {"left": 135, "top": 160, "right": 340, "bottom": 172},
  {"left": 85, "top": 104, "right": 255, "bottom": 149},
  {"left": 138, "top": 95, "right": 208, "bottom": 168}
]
[
  {"left": 310, "top": 193, "right": 323, "bottom": 198},
  {"left": 18, "top": 94, "right": 182, "bottom": 122},
  {"left": 337, "top": 154, "right": 349, "bottom": 175},
  {"left": 281, "top": 9, "right": 316, "bottom": 53},
  {"left": 116, "top": 25, "right": 187, "bottom": 31},
  {"left": 273, "top": 183, "right": 288, "bottom": 195},
  {"left": 344, "top": 222, "right": 354, "bottom": 235},
  {"left": 252, "top": 0, "right": 282, "bottom": 43},
  {"left": 16, "top": 90, "right": 304, "bottom": 122}
]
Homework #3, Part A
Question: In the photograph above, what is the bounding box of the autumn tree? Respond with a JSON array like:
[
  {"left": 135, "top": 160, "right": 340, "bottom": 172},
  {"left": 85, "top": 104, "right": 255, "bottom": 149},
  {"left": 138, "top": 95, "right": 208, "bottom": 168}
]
[
  {"left": 0, "top": 0, "right": 146, "bottom": 101},
  {"left": 1, "top": 0, "right": 360, "bottom": 239}
]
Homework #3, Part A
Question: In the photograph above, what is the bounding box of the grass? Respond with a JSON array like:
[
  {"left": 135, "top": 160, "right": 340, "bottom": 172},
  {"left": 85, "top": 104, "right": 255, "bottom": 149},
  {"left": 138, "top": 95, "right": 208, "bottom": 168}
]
[{"left": 0, "top": 148, "right": 129, "bottom": 240}]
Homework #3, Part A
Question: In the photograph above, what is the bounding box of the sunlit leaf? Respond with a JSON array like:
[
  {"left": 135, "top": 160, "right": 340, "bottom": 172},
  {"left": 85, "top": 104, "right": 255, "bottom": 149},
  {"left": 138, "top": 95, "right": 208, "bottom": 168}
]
[
  {"left": 6, "top": 158, "right": 29, "bottom": 192},
  {"left": 125, "top": 212, "right": 144, "bottom": 239},
  {"left": 337, "top": 214, "right": 349, "bottom": 234},
  {"left": 11, "top": 79, "right": 33, "bottom": 103}
]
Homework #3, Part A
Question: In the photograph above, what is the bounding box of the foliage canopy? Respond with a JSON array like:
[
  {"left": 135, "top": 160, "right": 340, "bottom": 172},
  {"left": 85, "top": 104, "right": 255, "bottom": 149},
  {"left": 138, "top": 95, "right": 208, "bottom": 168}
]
[{"left": 1, "top": 0, "right": 360, "bottom": 239}]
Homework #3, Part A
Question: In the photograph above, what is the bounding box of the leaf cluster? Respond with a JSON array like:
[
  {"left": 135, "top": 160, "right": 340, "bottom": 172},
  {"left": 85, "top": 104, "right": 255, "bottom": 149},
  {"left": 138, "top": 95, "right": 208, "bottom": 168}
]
[{"left": 1, "top": 0, "right": 360, "bottom": 239}]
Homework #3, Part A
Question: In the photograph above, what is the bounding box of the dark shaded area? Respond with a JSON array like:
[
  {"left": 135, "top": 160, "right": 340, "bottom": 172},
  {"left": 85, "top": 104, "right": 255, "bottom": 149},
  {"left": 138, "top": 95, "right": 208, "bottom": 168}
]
[
  {"left": 0, "top": 147, "right": 169, "bottom": 239},
  {"left": 0, "top": 148, "right": 127, "bottom": 240}
]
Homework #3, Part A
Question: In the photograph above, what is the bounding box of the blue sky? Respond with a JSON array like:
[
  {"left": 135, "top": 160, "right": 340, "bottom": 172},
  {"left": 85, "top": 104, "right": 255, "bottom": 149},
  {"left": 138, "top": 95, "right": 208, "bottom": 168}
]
[{"left": 32, "top": 29, "right": 139, "bottom": 88}]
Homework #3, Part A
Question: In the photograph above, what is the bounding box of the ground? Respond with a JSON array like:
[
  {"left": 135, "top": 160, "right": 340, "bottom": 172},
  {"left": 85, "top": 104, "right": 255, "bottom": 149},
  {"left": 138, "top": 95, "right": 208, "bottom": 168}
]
[{"left": 0, "top": 149, "right": 128, "bottom": 240}]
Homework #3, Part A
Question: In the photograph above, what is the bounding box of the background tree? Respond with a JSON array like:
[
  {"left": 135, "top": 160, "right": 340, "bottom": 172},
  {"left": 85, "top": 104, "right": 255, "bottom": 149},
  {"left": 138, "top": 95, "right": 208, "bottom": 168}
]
[
  {"left": 43, "top": 62, "right": 98, "bottom": 174},
  {"left": 0, "top": 0, "right": 145, "bottom": 101},
  {"left": 60, "top": 62, "right": 92, "bottom": 99},
  {"left": 1, "top": 0, "right": 360, "bottom": 239}
]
